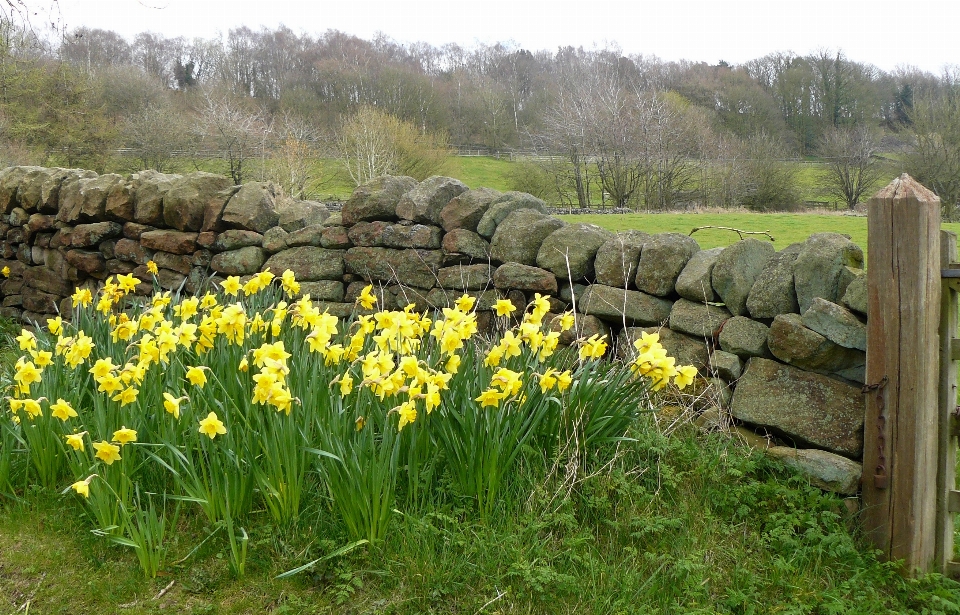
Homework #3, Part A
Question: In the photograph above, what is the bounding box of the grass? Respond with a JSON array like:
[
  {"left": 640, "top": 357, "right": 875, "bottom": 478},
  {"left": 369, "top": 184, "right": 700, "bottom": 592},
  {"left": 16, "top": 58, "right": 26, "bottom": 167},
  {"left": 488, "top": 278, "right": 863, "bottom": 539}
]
[{"left": 4, "top": 419, "right": 960, "bottom": 614}]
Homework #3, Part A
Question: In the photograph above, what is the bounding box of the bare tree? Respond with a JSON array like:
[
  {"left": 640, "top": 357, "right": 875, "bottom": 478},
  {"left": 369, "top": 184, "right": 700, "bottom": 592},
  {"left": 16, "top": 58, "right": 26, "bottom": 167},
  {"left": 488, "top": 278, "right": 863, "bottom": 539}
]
[
  {"left": 268, "top": 113, "right": 327, "bottom": 198},
  {"left": 904, "top": 86, "right": 960, "bottom": 218},
  {"left": 818, "top": 125, "right": 884, "bottom": 209},
  {"left": 123, "top": 101, "right": 196, "bottom": 173},
  {"left": 336, "top": 106, "right": 449, "bottom": 186},
  {"left": 199, "top": 92, "right": 267, "bottom": 184}
]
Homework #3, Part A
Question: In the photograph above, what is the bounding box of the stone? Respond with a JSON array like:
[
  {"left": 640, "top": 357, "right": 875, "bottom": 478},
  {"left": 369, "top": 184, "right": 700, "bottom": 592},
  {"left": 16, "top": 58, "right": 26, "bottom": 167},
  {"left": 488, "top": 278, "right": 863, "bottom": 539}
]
[
  {"left": 16, "top": 167, "right": 57, "bottom": 211},
  {"left": 767, "top": 313, "right": 865, "bottom": 377},
  {"left": 22, "top": 266, "right": 71, "bottom": 297},
  {"left": 39, "top": 169, "right": 83, "bottom": 214},
  {"left": 841, "top": 271, "right": 867, "bottom": 316},
  {"left": 286, "top": 224, "right": 326, "bottom": 247},
  {"left": 123, "top": 222, "right": 155, "bottom": 240},
  {"left": 669, "top": 298, "right": 731, "bottom": 339},
  {"left": 297, "top": 280, "right": 345, "bottom": 302},
  {"left": 695, "top": 406, "right": 728, "bottom": 432},
  {"left": 716, "top": 316, "right": 771, "bottom": 359},
  {"left": 105, "top": 180, "right": 135, "bottom": 221},
  {"left": 476, "top": 191, "right": 547, "bottom": 238},
  {"left": 221, "top": 181, "right": 281, "bottom": 233},
  {"left": 78, "top": 173, "right": 124, "bottom": 220},
  {"left": 341, "top": 175, "right": 417, "bottom": 225},
  {"left": 536, "top": 223, "right": 613, "bottom": 281},
  {"left": 733, "top": 426, "right": 774, "bottom": 450},
  {"left": 133, "top": 170, "right": 182, "bottom": 226},
  {"left": 593, "top": 230, "right": 650, "bottom": 289},
  {"left": 105, "top": 259, "right": 136, "bottom": 275},
  {"left": 277, "top": 197, "right": 329, "bottom": 231},
  {"left": 711, "top": 239, "right": 775, "bottom": 316},
  {"left": 197, "top": 231, "right": 216, "bottom": 248},
  {"left": 0, "top": 167, "right": 31, "bottom": 212},
  {"left": 731, "top": 357, "right": 864, "bottom": 457},
  {"left": 210, "top": 246, "right": 267, "bottom": 276},
  {"left": 492, "top": 263, "right": 558, "bottom": 294},
  {"left": 261, "top": 227, "right": 289, "bottom": 253},
  {"left": 212, "top": 230, "right": 264, "bottom": 252},
  {"left": 192, "top": 249, "right": 212, "bottom": 268},
  {"left": 114, "top": 238, "right": 154, "bottom": 264},
  {"left": 675, "top": 247, "right": 723, "bottom": 303},
  {"left": 155, "top": 268, "right": 187, "bottom": 291},
  {"left": 437, "top": 263, "right": 493, "bottom": 291},
  {"left": 202, "top": 186, "right": 241, "bottom": 232},
  {"left": 440, "top": 187, "right": 502, "bottom": 232},
  {"left": 745, "top": 243, "right": 803, "bottom": 319},
  {"left": 709, "top": 350, "right": 743, "bottom": 381},
  {"left": 347, "top": 220, "right": 391, "bottom": 247},
  {"left": 163, "top": 172, "right": 232, "bottom": 231},
  {"left": 26, "top": 214, "right": 56, "bottom": 235},
  {"left": 634, "top": 233, "right": 700, "bottom": 297},
  {"left": 801, "top": 298, "right": 867, "bottom": 351},
  {"left": 9, "top": 207, "right": 28, "bottom": 226},
  {"left": 579, "top": 284, "right": 673, "bottom": 327},
  {"left": 70, "top": 222, "right": 123, "bottom": 248},
  {"left": 489, "top": 209, "right": 564, "bottom": 266},
  {"left": 766, "top": 447, "right": 862, "bottom": 495},
  {"left": 793, "top": 233, "right": 864, "bottom": 313},
  {"left": 100, "top": 239, "right": 117, "bottom": 260},
  {"left": 559, "top": 283, "right": 588, "bottom": 304},
  {"left": 396, "top": 175, "right": 468, "bottom": 225},
  {"left": 345, "top": 247, "right": 442, "bottom": 289},
  {"left": 442, "top": 228, "right": 490, "bottom": 261},
  {"left": 66, "top": 249, "right": 106, "bottom": 274},
  {"left": 616, "top": 326, "right": 710, "bottom": 375},
  {"left": 320, "top": 226, "right": 352, "bottom": 249},
  {"left": 381, "top": 223, "right": 443, "bottom": 249},
  {"left": 21, "top": 287, "right": 59, "bottom": 313},
  {"left": 140, "top": 230, "right": 198, "bottom": 255},
  {"left": 263, "top": 247, "right": 346, "bottom": 282}
]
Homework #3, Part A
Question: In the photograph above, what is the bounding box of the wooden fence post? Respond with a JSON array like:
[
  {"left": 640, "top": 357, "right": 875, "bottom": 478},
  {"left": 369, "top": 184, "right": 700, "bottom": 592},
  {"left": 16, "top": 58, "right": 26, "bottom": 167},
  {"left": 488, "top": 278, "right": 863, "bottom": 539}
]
[
  {"left": 937, "top": 230, "right": 958, "bottom": 574},
  {"left": 862, "top": 173, "right": 942, "bottom": 575}
]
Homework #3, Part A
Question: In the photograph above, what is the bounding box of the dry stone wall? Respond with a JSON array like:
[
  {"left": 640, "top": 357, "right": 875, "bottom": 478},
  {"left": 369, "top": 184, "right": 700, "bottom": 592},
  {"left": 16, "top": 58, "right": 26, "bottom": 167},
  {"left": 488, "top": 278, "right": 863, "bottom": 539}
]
[{"left": 0, "top": 167, "right": 870, "bottom": 495}]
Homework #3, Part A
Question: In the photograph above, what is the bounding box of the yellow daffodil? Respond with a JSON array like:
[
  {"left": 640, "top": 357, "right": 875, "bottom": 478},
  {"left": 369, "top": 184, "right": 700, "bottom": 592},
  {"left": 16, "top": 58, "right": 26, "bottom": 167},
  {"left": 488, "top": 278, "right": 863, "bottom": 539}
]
[
  {"left": 16, "top": 329, "right": 36, "bottom": 351},
  {"left": 112, "top": 426, "right": 137, "bottom": 446},
  {"left": 578, "top": 334, "right": 608, "bottom": 360},
  {"left": 445, "top": 354, "right": 461, "bottom": 374},
  {"left": 281, "top": 269, "right": 300, "bottom": 297},
  {"left": 556, "top": 371, "right": 573, "bottom": 392},
  {"left": 50, "top": 398, "right": 78, "bottom": 421},
  {"left": 558, "top": 312, "right": 575, "bottom": 331},
  {"left": 30, "top": 350, "right": 53, "bottom": 368},
  {"left": 22, "top": 398, "right": 42, "bottom": 418},
  {"left": 355, "top": 416, "right": 365, "bottom": 431},
  {"left": 112, "top": 386, "right": 139, "bottom": 406},
  {"left": 185, "top": 366, "right": 208, "bottom": 388},
  {"left": 539, "top": 368, "right": 559, "bottom": 393},
  {"left": 357, "top": 284, "right": 377, "bottom": 310},
  {"left": 89, "top": 357, "right": 117, "bottom": 381},
  {"left": 146, "top": 260, "right": 158, "bottom": 275},
  {"left": 198, "top": 412, "right": 226, "bottom": 439},
  {"left": 475, "top": 388, "right": 503, "bottom": 408},
  {"left": 14, "top": 360, "right": 42, "bottom": 394},
  {"left": 64, "top": 432, "right": 86, "bottom": 452},
  {"left": 47, "top": 316, "right": 63, "bottom": 336},
  {"left": 396, "top": 400, "right": 417, "bottom": 431},
  {"left": 0, "top": 265, "right": 9, "bottom": 277},
  {"left": 71, "top": 287, "right": 93, "bottom": 308},
  {"left": 339, "top": 373, "right": 354, "bottom": 396},
  {"left": 454, "top": 294, "right": 475, "bottom": 312},
  {"left": 70, "top": 479, "right": 91, "bottom": 498},
  {"left": 674, "top": 365, "right": 698, "bottom": 390},
  {"left": 221, "top": 276, "right": 242, "bottom": 296},
  {"left": 493, "top": 298, "right": 515, "bottom": 316},
  {"left": 93, "top": 441, "right": 122, "bottom": 465},
  {"left": 238, "top": 357, "right": 249, "bottom": 372},
  {"left": 163, "top": 392, "right": 186, "bottom": 419}
]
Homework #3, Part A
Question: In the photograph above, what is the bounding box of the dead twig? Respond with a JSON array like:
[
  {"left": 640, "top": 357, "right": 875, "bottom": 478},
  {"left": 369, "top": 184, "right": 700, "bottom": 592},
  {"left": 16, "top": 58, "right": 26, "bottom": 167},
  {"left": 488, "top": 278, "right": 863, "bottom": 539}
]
[
  {"left": 154, "top": 580, "right": 175, "bottom": 600},
  {"left": 689, "top": 226, "right": 775, "bottom": 242}
]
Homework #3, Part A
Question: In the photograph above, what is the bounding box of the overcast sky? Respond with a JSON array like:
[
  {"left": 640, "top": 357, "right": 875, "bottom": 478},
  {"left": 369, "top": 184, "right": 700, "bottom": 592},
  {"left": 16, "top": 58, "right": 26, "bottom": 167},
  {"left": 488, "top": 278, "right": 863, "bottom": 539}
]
[{"left": 50, "top": 0, "right": 960, "bottom": 74}]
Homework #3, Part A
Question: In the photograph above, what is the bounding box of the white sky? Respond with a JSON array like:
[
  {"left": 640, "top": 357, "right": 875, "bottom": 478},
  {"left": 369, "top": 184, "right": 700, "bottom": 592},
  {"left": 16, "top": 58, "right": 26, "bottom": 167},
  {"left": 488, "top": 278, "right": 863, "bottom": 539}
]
[{"left": 50, "top": 0, "right": 960, "bottom": 74}]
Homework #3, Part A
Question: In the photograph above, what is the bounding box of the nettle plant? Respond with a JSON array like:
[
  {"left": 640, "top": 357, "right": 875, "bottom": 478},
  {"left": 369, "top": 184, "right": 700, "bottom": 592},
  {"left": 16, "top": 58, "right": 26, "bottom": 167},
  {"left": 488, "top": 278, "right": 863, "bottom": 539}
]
[{"left": 0, "top": 265, "right": 695, "bottom": 577}]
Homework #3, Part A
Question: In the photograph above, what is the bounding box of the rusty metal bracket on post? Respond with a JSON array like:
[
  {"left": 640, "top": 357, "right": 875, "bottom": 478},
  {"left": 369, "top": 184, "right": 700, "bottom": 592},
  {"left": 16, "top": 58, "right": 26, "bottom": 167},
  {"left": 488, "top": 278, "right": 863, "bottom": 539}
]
[{"left": 863, "top": 376, "right": 889, "bottom": 489}]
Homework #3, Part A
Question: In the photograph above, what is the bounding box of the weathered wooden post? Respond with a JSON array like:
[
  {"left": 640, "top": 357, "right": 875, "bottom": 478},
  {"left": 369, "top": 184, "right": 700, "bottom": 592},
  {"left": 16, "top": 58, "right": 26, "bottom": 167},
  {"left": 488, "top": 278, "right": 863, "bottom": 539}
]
[
  {"left": 936, "top": 229, "right": 958, "bottom": 575},
  {"left": 862, "top": 173, "right": 941, "bottom": 574}
]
